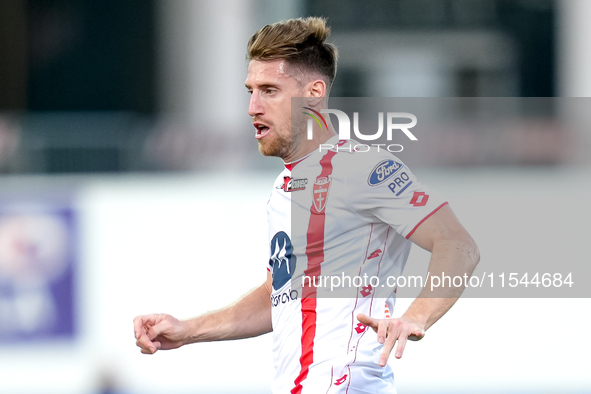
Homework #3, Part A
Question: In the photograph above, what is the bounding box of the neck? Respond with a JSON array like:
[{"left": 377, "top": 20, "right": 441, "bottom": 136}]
[{"left": 284, "top": 126, "right": 336, "bottom": 164}]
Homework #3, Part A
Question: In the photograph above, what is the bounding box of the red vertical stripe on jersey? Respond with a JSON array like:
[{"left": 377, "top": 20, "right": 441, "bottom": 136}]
[{"left": 291, "top": 150, "right": 337, "bottom": 394}]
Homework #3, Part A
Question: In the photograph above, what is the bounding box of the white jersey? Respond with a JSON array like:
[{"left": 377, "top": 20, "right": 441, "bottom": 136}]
[{"left": 267, "top": 136, "right": 447, "bottom": 394}]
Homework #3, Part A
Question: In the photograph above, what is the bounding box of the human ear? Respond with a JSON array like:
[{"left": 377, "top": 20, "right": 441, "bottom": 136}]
[{"left": 306, "top": 79, "right": 326, "bottom": 106}]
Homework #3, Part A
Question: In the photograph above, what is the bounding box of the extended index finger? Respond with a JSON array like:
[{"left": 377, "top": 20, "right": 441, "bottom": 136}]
[
  {"left": 379, "top": 322, "right": 401, "bottom": 366},
  {"left": 357, "top": 313, "right": 378, "bottom": 330}
]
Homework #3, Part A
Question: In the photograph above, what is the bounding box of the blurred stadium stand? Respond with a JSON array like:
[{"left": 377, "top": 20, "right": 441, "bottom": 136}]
[
  {"left": 312, "top": 0, "right": 555, "bottom": 97},
  {"left": 0, "top": 0, "right": 588, "bottom": 174}
]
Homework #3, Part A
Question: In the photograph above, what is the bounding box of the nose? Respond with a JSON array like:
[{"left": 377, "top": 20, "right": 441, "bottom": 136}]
[{"left": 248, "top": 91, "right": 263, "bottom": 117}]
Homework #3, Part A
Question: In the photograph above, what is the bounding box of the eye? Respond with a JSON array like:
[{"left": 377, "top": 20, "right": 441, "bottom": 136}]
[{"left": 264, "top": 88, "right": 276, "bottom": 95}]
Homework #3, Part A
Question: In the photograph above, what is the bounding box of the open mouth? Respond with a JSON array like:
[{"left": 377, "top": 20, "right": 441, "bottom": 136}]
[{"left": 255, "top": 124, "right": 270, "bottom": 139}]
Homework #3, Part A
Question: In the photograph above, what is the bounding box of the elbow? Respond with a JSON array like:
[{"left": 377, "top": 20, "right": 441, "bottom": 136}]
[
  {"left": 466, "top": 236, "right": 480, "bottom": 273},
  {"left": 446, "top": 231, "right": 479, "bottom": 275}
]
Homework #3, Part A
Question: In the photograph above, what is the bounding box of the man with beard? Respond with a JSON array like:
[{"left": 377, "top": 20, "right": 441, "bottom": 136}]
[{"left": 134, "top": 17, "right": 479, "bottom": 394}]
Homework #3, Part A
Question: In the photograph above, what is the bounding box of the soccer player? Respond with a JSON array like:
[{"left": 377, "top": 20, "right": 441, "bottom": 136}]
[{"left": 134, "top": 17, "right": 479, "bottom": 393}]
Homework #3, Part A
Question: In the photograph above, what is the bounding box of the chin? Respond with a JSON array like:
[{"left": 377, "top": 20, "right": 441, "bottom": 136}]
[
  {"left": 258, "top": 140, "right": 288, "bottom": 159},
  {"left": 258, "top": 141, "right": 277, "bottom": 157}
]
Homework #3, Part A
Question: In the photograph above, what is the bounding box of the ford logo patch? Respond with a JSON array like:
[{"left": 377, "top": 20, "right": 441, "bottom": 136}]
[{"left": 368, "top": 160, "right": 403, "bottom": 186}]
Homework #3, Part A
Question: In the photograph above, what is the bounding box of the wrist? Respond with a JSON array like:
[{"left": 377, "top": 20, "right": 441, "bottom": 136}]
[
  {"left": 182, "top": 317, "right": 204, "bottom": 345},
  {"left": 401, "top": 300, "right": 433, "bottom": 329},
  {"left": 401, "top": 311, "right": 428, "bottom": 328}
]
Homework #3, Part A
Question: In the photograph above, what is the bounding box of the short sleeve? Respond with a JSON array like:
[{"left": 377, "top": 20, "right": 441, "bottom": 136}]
[{"left": 347, "top": 155, "right": 448, "bottom": 238}]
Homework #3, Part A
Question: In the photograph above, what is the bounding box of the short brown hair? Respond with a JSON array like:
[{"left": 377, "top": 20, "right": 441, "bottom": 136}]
[{"left": 247, "top": 17, "right": 338, "bottom": 91}]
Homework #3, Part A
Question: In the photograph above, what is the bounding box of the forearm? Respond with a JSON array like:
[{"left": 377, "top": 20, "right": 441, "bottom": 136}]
[
  {"left": 404, "top": 236, "right": 479, "bottom": 331},
  {"left": 184, "top": 281, "right": 273, "bottom": 344}
]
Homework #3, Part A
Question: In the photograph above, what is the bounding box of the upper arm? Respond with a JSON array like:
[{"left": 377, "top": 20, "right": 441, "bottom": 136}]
[
  {"left": 408, "top": 204, "right": 479, "bottom": 257},
  {"left": 347, "top": 153, "right": 448, "bottom": 238},
  {"left": 264, "top": 270, "right": 273, "bottom": 295}
]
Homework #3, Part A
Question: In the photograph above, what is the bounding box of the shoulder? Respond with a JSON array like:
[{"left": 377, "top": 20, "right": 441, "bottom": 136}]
[
  {"left": 328, "top": 140, "right": 407, "bottom": 186},
  {"left": 266, "top": 169, "right": 291, "bottom": 206}
]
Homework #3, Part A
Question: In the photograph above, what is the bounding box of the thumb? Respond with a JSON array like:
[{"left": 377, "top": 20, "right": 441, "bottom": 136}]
[
  {"left": 408, "top": 327, "right": 425, "bottom": 341},
  {"left": 147, "top": 320, "right": 169, "bottom": 341},
  {"left": 357, "top": 313, "right": 378, "bottom": 330}
]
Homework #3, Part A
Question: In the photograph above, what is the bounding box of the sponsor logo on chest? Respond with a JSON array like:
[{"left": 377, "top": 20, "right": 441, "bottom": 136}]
[{"left": 277, "top": 176, "right": 308, "bottom": 192}]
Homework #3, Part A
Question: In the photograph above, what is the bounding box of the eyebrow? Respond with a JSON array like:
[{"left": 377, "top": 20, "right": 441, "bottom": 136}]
[{"left": 245, "top": 83, "right": 281, "bottom": 90}]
